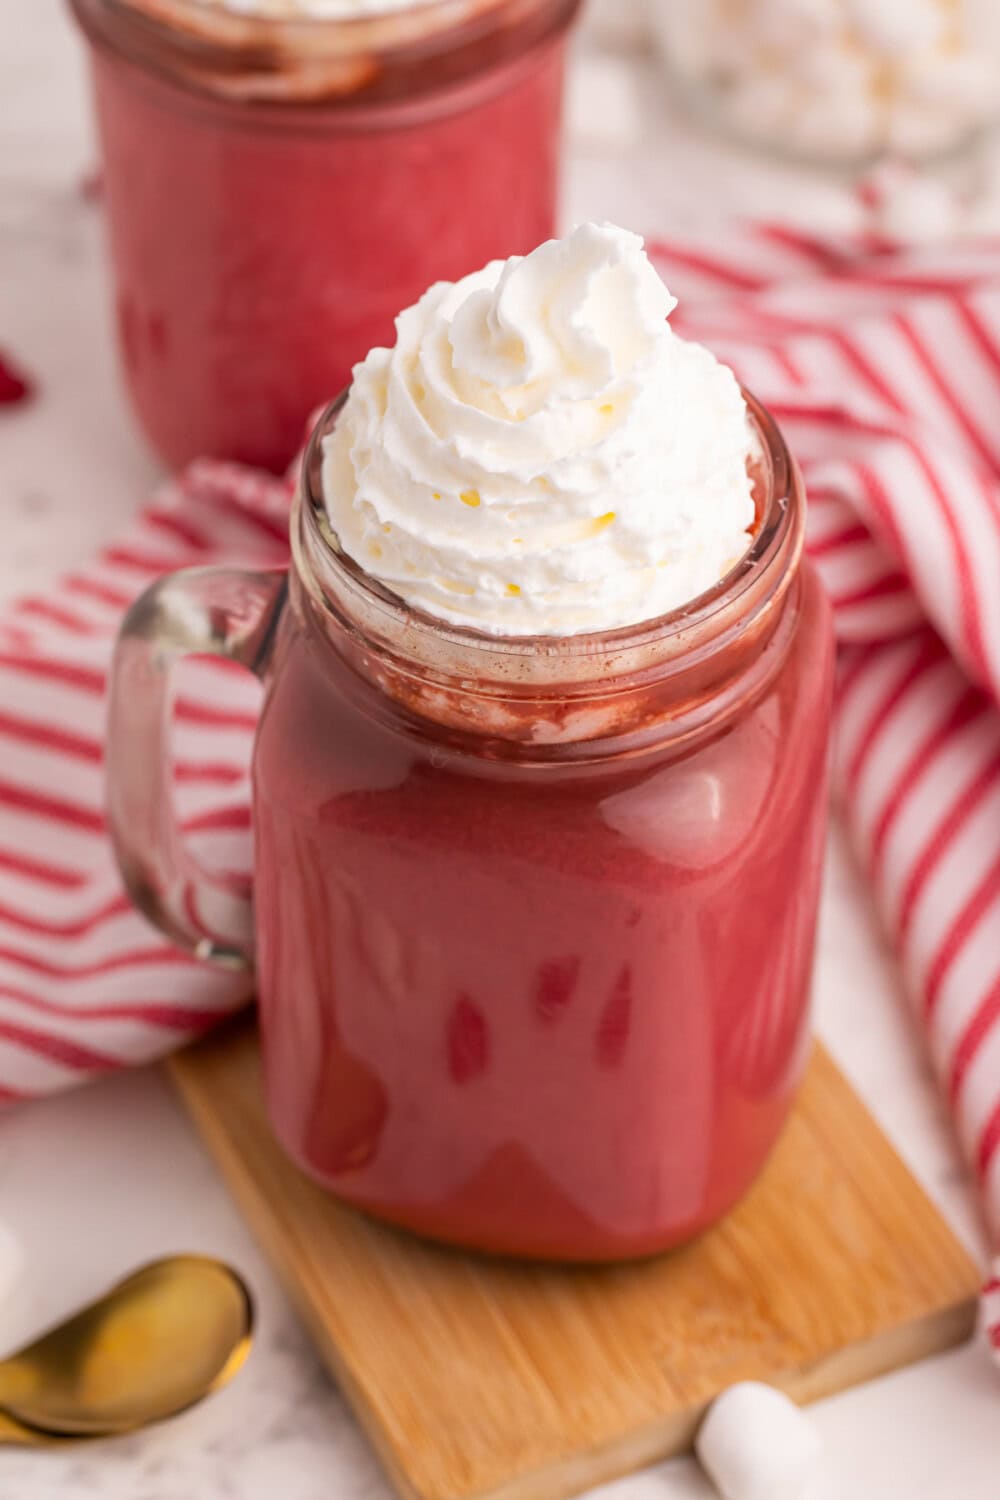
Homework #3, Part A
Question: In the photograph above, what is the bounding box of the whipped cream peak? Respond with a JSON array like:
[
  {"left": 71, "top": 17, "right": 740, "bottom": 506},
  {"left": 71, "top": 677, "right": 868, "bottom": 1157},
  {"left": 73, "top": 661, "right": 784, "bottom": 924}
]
[
  {"left": 447, "top": 227, "right": 677, "bottom": 404},
  {"left": 321, "top": 223, "right": 756, "bottom": 637}
]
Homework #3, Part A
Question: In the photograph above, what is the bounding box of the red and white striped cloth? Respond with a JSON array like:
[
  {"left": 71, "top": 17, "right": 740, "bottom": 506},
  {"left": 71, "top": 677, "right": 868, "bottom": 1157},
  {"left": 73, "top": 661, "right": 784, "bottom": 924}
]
[
  {"left": 0, "top": 463, "right": 288, "bottom": 1100},
  {"left": 647, "top": 225, "right": 1000, "bottom": 1360},
  {"left": 1, "top": 227, "right": 999, "bottom": 1350}
]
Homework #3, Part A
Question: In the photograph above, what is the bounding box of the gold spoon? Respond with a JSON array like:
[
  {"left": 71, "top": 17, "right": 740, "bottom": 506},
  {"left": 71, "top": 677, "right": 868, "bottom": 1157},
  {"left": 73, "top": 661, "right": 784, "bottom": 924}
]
[{"left": 0, "top": 1255, "right": 253, "bottom": 1444}]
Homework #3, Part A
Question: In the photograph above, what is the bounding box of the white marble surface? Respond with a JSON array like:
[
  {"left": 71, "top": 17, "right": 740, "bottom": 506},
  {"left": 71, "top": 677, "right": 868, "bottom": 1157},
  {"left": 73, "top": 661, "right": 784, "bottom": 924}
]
[{"left": 0, "top": 3, "right": 997, "bottom": 1497}]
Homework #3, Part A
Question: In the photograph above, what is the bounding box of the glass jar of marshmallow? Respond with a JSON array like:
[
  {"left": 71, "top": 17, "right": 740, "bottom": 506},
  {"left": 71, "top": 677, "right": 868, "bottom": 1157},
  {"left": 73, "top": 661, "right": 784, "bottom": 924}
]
[{"left": 649, "top": 0, "right": 1000, "bottom": 166}]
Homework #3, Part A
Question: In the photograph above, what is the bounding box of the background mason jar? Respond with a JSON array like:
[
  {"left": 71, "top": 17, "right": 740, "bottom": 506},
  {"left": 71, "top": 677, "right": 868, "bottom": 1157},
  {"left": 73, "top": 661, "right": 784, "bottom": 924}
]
[{"left": 69, "top": 0, "right": 581, "bottom": 473}]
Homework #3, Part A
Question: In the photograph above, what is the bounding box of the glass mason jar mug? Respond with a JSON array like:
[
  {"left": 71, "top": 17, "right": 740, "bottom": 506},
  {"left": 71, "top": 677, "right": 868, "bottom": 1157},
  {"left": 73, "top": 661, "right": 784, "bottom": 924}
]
[
  {"left": 107, "top": 393, "right": 835, "bottom": 1261},
  {"left": 68, "top": 0, "right": 581, "bottom": 472}
]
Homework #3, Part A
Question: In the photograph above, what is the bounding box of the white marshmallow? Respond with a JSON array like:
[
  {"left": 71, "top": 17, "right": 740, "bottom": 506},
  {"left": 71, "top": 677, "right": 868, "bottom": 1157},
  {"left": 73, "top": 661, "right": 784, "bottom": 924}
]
[
  {"left": 788, "top": 89, "right": 881, "bottom": 161},
  {"left": 650, "top": 0, "right": 1000, "bottom": 162},
  {"left": 885, "top": 101, "right": 973, "bottom": 160},
  {"left": 900, "top": 52, "right": 1000, "bottom": 116},
  {"left": 752, "top": 0, "right": 843, "bottom": 49},
  {"left": 723, "top": 73, "right": 801, "bottom": 143},
  {"left": 797, "top": 39, "right": 871, "bottom": 97},
  {"left": 696, "top": 1382, "right": 825, "bottom": 1500},
  {"left": 792, "top": 48, "right": 882, "bottom": 158},
  {"left": 843, "top": 0, "right": 944, "bottom": 56},
  {"left": 0, "top": 1222, "right": 23, "bottom": 1310}
]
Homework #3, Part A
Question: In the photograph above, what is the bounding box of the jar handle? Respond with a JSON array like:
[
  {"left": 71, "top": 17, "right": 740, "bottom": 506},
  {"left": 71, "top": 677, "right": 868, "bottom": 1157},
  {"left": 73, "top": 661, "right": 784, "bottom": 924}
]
[{"left": 106, "top": 567, "right": 288, "bottom": 971}]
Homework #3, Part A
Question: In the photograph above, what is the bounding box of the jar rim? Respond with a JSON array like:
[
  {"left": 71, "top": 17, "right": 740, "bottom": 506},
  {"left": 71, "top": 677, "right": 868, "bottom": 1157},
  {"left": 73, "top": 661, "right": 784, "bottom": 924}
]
[
  {"left": 71, "top": 0, "right": 578, "bottom": 109},
  {"left": 290, "top": 387, "right": 805, "bottom": 757},
  {"left": 295, "top": 386, "right": 802, "bottom": 663},
  {"left": 113, "top": 0, "right": 507, "bottom": 39}
]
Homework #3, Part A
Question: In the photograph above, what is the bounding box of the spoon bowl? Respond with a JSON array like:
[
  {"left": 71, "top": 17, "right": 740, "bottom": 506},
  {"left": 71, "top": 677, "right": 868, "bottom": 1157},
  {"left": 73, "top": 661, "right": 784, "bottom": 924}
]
[{"left": 0, "top": 1255, "right": 253, "bottom": 1441}]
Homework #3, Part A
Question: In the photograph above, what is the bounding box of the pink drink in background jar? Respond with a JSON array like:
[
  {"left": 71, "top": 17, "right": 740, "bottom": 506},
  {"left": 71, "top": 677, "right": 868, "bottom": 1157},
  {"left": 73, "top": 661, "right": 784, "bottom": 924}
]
[{"left": 68, "top": 0, "right": 580, "bottom": 471}]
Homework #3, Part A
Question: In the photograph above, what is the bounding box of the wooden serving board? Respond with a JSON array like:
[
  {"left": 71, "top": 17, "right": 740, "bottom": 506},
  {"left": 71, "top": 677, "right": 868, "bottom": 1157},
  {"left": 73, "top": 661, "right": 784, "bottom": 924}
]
[{"left": 169, "top": 1025, "right": 981, "bottom": 1500}]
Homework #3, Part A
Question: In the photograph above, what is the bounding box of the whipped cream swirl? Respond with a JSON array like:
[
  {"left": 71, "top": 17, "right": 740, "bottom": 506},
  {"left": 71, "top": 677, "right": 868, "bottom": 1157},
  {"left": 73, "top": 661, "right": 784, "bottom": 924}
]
[{"left": 321, "top": 223, "right": 756, "bottom": 636}]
